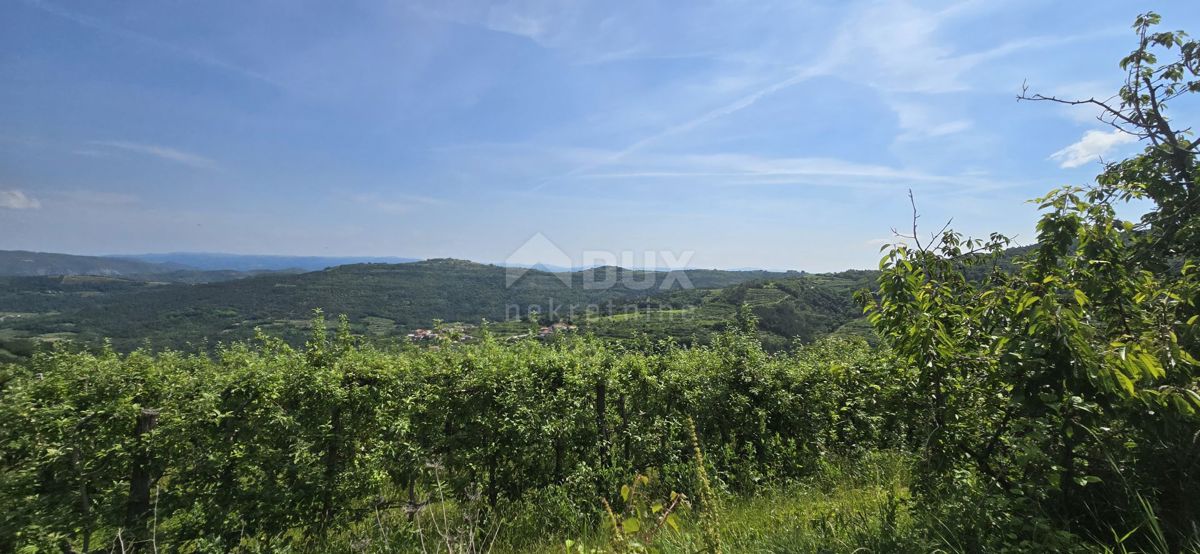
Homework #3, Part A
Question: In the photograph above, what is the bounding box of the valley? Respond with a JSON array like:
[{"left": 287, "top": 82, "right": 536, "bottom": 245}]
[{"left": 0, "top": 251, "right": 872, "bottom": 359}]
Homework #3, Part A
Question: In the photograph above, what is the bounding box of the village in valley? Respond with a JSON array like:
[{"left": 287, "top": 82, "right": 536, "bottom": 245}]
[{"left": 405, "top": 320, "right": 578, "bottom": 343}]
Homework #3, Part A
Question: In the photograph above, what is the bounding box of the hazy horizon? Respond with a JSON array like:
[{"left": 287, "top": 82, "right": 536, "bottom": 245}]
[{"left": 5, "top": 248, "right": 810, "bottom": 273}]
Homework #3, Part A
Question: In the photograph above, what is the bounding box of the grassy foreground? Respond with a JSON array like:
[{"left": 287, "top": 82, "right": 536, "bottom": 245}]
[
  {"left": 321, "top": 451, "right": 1182, "bottom": 553},
  {"left": 611, "top": 454, "right": 912, "bottom": 554},
  {"left": 311, "top": 453, "right": 916, "bottom": 553}
]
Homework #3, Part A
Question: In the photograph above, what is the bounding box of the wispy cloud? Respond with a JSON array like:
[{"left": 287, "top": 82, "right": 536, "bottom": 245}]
[
  {"left": 830, "top": 2, "right": 1120, "bottom": 150},
  {"left": 533, "top": 64, "right": 831, "bottom": 191},
  {"left": 409, "top": 0, "right": 643, "bottom": 64},
  {"left": 534, "top": 0, "right": 1102, "bottom": 190},
  {"left": 889, "top": 99, "right": 973, "bottom": 141},
  {"left": 90, "top": 141, "right": 218, "bottom": 170},
  {"left": 1049, "top": 129, "right": 1136, "bottom": 168},
  {"left": 1038, "top": 81, "right": 1122, "bottom": 123},
  {"left": 19, "top": 0, "right": 282, "bottom": 88},
  {"left": 548, "top": 149, "right": 1019, "bottom": 195},
  {"left": 484, "top": 3, "right": 555, "bottom": 42},
  {"left": 441, "top": 141, "right": 1021, "bottom": 197},
  {"left": 833, "top": 2, "right": 1115, "bottom": 95},
  {"left": 0, "top": 189, "right": 41, "bottom": 210}
]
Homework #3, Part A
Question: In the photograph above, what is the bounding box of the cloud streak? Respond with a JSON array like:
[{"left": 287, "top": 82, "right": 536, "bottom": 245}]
[
  {"left": 20, "top": 0, "right": 282, "bottom": 89},
  {"left": 532, "top": 64, "right": 831, "bottom": 191},
  {"left": 1050, "top": 129, "right": 1136, "bottom": 168},
  {"left": 534, "top": 1, "right": 1106, "bottom": 191},
  {"left": 484, "top": 145, "right": 1020, "bottom": 196},
  {"left": 0, "top": 189, "right": 41, "bottom": 210},
  {"left": 90, "top": 141, "right": 218, "bottom": 170}
]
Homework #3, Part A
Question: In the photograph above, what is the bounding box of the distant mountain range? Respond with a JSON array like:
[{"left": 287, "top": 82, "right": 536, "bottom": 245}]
[
  {"left": 0, "top": 249, "right": 800, "bottom": 277},
  {"left": 110, "top": 252, "right": 421, "bottom": 272},
  {"left": 0, "top": 250, "right": 308, "bottom": 283},
  {"left": 0, "top": 250, "right": 188, "bottom": 277},
  {"left": 0, "top": 250, "right": 424, "bottom": 281}
]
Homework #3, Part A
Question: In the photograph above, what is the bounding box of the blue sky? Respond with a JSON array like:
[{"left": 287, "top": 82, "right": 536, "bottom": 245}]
[{"left": 2, "top": 0, "right": 1197, "bottom": 272}]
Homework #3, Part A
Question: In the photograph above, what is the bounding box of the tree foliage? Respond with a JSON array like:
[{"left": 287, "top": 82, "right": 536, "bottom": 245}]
[{"left": 865, "top": 11, "right": 1200, "bottom": 548}]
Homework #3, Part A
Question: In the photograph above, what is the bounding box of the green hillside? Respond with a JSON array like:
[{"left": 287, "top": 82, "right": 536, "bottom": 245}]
[
  {"left": 0, "top": 250, "right": 285, "bottom": 283},
  {"left": 581, "top": 270, "right": 877, "bottom": 349},
  {"left": 0, "top": 259, "right": 814, "bottom": 353},
  {"left": 0, "top": 249, "right": 184, "bottom": 277},
  {"left": 1, "top": 249, "right": 1040, "bottom": 357}
]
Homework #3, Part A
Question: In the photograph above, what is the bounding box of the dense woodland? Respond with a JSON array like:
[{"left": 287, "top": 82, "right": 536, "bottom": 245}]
[
  {"left": 0, "top": 261, "right": 845, "bottom": 357},
  {"left": 2, "top": 12, "right": 1199, "bottom": 553}
]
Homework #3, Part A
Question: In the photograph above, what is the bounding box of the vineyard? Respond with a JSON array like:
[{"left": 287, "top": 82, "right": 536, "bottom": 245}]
[
  {"left": 1, "top": 316, "right": 918, "bottom": 552},
  {"left": 3, "top": 292, "right": 1199, "bottom": 552}
]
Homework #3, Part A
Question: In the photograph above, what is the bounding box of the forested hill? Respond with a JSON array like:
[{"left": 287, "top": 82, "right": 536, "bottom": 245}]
[
  {"left": 0, "top": 258, "right": 803, "bottom": 353},
  {"left": 112, "top": 252, "right": 420, "bottom": 272},
  {"left": 0, "top": 250, "right": 288, "bottom": 283},
  {"left": 0, "top": 247, "right": 1044, "bottom": 357},
  {"left": 0, "top": 249, "right": 184, "bottom": 277},
  {"left": 581, "top": 269, "right": 878, "bottom": 349}
]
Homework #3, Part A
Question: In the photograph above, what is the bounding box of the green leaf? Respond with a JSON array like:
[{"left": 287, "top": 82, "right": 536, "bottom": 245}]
[
  {"left": 622, "top": 516, "right": 641, "bottom": 534},
  {"left": 1073, "top": 289, "right": 1088, "bottom": 306},
  {"left": 621, "top": 484, "right": 631, "bottom": 502},
  {"left": 1017, "top": 294, "right": 1040, "bottom": 313},
  {"left": 1114, "top": 369, "right": 1137, "bottom": 396},
  {"left": 1138, "top": 350, "right": 1165, "bottom": 379}
]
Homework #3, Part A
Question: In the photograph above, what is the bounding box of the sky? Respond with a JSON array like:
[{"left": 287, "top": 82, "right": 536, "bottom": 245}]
[{"left": 2, "top": 0, "right": 1198, "bottom": 272}]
